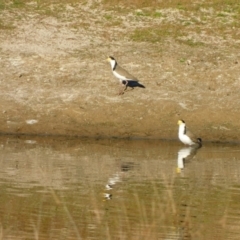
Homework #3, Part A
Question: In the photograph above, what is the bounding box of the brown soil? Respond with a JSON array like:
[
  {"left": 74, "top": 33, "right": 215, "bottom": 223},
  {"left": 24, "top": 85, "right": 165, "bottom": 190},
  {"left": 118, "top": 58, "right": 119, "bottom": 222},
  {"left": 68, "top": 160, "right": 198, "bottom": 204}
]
[{"left": 0, "top": 2, "right": 240, "bottom": 142}]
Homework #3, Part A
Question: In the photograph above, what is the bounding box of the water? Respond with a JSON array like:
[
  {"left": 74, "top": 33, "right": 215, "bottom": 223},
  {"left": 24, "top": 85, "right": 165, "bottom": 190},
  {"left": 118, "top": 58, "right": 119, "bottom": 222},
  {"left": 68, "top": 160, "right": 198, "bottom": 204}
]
[{"left": 0, "top": 136, "right": 239, "bottom": 239}]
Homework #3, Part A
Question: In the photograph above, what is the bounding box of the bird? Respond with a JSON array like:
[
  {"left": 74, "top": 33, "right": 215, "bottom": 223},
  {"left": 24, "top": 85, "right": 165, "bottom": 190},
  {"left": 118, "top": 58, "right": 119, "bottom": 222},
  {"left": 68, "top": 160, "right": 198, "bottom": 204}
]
[
  {"left": 107, "top": 56, "right": 145, "bottom": 95},
  {"left": 177, "top": 119, "right": 202, "bottom": 146}
]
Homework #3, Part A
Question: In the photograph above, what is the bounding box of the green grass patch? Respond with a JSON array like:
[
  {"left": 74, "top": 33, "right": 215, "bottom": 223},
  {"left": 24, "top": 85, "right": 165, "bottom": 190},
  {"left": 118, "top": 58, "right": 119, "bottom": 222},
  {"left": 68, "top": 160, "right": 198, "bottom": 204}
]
[
  {"left": 0, "top": 0, "right": 239, "bottom": 43},
  {"left": 178, "top": 58, "right": 186, "bottom": 63},
  {"left": 11, "top": 0, "right": 25, "bottom": 8},
  {"left": 130, "top": 24, "right": 206, "bottom": 47},
  {"left": 178, "top": 38, "right": 205, "bottom": 47},
  {"left": 130, "top": 24, "right": 184, "bottom": 43},
  {"left": 0, "top": 1, "right": 6, "bottom": 10},
  {"left": 103, "top": 0, "right": 240, "bottom": 10},
  {"left": 103, "top": 14, "right": 112, "bottom": 20},
  {"left": 135, "top": 10, "right": 163, "bottom": 18}
]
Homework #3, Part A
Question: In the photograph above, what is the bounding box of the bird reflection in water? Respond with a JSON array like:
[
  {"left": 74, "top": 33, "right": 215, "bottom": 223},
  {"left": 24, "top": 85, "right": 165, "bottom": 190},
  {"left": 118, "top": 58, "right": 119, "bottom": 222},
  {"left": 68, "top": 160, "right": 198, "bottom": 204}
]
[
  {"left": 103, "top": 162, "right": 135, "bottom": 201},
  {"left": 177, "top": 145, "right": 201, "bottom": 173}
]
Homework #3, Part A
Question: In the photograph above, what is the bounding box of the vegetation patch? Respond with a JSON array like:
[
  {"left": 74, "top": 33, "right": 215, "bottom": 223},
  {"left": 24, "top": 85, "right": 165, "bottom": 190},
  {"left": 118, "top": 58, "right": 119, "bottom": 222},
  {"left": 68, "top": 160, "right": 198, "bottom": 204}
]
[
  {"left": 103, "top": 0, "right": 240, "bottom": 42},
  {"left": 178, "top": 38, "right": 205, "bottom": 47},
  {"left": 11, "top": 0, "right": 25, "bottom": 8},
  {"left": 130, "top": 23, "right": 184, "bottom": 43}
]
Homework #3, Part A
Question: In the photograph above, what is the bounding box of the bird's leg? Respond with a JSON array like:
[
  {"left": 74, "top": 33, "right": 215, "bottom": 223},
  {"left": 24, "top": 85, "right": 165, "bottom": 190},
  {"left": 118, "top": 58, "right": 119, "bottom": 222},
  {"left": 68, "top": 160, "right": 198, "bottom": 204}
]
[
  {"left": 123, "top": 80, "right": 128, "bottom": 92},
  {"left": 118, "top": 80, "right": 128, "bottom": 95},
  {"left": 119, "top": 85, "right": 126, "bottom": 95}
]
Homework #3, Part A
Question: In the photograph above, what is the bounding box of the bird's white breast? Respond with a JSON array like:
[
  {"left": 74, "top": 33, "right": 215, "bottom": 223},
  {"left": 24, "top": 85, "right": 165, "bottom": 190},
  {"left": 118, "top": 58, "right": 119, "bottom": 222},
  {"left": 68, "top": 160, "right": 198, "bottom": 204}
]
[
  {"left": 113, "top": 70, "right": 128, "bottom": 81},
  {"left": 178, "top": 124, "right": 195, "bottom": 145},
  {"left": 178, "top": 134, "right": 194, "bottom": 145}
]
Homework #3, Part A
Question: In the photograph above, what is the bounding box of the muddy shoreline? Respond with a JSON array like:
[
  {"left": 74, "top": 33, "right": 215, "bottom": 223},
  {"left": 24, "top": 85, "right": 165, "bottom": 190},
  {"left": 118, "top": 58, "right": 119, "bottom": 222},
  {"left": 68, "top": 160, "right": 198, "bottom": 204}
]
[{"left": 0, "top": 2, "right": 239, "bottom": 142}]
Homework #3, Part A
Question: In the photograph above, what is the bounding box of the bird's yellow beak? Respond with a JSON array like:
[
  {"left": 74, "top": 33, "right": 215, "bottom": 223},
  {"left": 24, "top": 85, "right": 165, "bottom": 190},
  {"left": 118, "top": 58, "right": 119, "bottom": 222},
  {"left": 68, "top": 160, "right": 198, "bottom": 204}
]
[
  {"left": 177, "top": 120, "right": 182, "bottom": 125},
  {"left": 107, "top": 57, "right": 110, "bottom": 62}
]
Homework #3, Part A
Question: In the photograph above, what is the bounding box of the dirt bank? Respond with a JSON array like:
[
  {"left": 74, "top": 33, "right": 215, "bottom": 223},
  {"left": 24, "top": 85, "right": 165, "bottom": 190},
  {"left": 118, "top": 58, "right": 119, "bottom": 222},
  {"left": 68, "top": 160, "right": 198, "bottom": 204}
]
[{"left": 0, "top": 1, "right": 240, "bottom": 142}]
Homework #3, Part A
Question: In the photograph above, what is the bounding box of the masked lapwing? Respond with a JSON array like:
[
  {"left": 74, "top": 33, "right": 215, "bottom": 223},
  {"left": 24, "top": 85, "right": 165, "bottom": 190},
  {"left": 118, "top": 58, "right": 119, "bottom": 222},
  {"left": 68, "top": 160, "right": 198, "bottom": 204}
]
[
  {"left": 177, "top": 120, "right": 202, "bottom": 146},
  {"left": 107, "top": 56, "right": 145, "bottom": 95}
]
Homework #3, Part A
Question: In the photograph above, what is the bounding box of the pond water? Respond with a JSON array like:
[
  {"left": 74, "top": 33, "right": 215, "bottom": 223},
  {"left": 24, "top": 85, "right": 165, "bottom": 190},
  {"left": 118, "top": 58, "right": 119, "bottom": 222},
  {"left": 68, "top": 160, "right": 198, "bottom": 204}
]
[{"left": 0, "top": 135, "right": 240, "bottom": 240}]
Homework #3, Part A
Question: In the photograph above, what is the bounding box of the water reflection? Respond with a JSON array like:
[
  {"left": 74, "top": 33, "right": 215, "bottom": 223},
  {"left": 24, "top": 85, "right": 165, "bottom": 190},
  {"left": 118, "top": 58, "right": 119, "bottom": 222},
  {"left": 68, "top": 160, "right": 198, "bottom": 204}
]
[
  {"left": 104, "top": 162, "right": 135, "bottom": 200},
  {"left": 104, "top": 172, "right": 121, "bottom": 200},
  {"left": 0, "top": 136, "right": 239, "bottom": 239},
  {"left": 177, "top": 145, "right": 201, "bottom": 173}
]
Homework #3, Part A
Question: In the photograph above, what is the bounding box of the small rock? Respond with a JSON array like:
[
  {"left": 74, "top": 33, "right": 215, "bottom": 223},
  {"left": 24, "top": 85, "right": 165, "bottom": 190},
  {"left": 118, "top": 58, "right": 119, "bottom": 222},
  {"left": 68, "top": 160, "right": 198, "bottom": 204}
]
[{"left": 26, "top": 119, "right": 38, "bottom": 125}]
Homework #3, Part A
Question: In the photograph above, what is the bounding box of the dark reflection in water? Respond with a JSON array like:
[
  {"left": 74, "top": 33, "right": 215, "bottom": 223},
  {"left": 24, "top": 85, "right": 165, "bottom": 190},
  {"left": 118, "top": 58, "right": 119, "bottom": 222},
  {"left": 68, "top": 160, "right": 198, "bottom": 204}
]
[{"left": 0, "top": 136, "right": 239, "bottom": 239}]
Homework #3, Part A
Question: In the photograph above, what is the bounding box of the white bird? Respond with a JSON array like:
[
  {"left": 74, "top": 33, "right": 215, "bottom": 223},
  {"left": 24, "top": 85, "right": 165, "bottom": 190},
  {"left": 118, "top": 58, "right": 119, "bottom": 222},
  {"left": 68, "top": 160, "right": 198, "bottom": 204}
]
[
  {"left": 178, "top": 119, "right": 202, "bottom": 146},
  {"left": 107, "top": 56, "right": 145, "bottom": 94}
]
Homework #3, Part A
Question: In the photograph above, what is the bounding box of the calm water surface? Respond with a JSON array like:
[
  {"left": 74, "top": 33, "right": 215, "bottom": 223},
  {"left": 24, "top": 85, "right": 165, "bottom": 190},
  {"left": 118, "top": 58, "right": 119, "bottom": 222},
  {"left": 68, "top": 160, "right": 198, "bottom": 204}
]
[{"left": 0, "top": 136, "right": 240, "bottom": 240}]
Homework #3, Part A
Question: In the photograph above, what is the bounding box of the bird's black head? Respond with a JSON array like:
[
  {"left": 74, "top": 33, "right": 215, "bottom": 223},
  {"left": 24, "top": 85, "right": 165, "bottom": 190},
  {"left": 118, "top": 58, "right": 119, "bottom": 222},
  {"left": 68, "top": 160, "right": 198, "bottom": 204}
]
[{"left": 108, "top": 56, "right": 115, "bottom": 60}]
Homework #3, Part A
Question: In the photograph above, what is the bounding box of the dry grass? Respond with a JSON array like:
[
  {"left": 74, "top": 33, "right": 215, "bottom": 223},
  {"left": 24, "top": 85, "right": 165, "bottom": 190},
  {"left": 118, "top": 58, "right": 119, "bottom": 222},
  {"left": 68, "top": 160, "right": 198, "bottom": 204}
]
[
  {"left": 101, "top": 0, "right": 240, "bottom": 44},
  {"left": 103, "top": 0, "right": 240, "bottom": 11},
  {"left": 1, "top": 0, "right": 239, "bottom": 44}
]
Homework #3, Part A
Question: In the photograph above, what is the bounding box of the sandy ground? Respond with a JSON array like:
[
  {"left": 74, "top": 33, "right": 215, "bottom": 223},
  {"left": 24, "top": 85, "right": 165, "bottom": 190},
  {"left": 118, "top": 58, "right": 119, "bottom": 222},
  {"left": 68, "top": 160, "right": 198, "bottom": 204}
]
[{"left": 0, "top": 2, "right": 240, "bottom": 142}]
